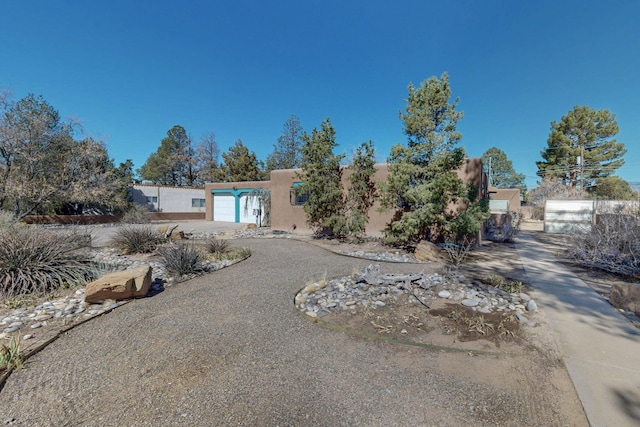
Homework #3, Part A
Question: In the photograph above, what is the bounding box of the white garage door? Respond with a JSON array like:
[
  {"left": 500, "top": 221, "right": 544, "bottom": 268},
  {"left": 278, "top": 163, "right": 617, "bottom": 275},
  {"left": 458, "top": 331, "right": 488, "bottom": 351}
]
[
  {"left": 239, "top": 194, "right": 263, "bottom": 224},
  {"left": 213, "top": 194, "right": 236, "bottom": 222}
]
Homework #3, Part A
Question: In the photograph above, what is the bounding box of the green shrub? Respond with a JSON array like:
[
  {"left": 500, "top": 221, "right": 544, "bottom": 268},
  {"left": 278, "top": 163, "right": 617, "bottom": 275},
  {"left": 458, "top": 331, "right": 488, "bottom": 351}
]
[
  {"left": 111, "top": 225, "right": 164, "bottom": 254},
  {"left": 0, "top": 335, "right": 22, "bottom": 371},
  {"left": 0, "top": 226, "right": 95, "bottom": 298},
  {"left": 120, "top": 205, "right": 151, "bottom": 224},
  {"left": 159, "top": 243, "right": 204, "bottom": 276},
  {"left": 490, "top": 275, "right": 524, "bottom": 293}
]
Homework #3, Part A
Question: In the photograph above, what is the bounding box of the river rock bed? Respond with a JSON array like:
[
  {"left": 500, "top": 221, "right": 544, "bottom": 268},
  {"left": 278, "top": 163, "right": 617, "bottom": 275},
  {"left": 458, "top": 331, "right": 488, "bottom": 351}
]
[{"left": 295, "top": 264, "right": 537, "bottom": 323}]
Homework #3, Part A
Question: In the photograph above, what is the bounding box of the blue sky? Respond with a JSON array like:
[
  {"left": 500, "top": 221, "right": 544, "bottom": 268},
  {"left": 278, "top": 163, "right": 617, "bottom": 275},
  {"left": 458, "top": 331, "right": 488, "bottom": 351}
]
[{"left": 2, "top": 0, "right": 638, "bottom": 189}]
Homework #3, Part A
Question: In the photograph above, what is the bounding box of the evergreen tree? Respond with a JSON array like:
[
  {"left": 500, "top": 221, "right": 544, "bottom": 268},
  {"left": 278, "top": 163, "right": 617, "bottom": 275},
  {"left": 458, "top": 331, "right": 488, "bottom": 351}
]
[
  {"left": 266, "top": 115, "right": 304, "bottom": 171},
  {"left": 590, "top": 176, "right": 638, "bottom": 200},
  {"left": 298, "top": 118, "right": 346, "bottom": 236},
  {"left": 214, "top": 139, "right": 262, "bottom": 182},
  {"left": 536, "top": 106, "right": 626, "bottom": 190},
  {"left": 345, "top": 141, "right": 377, "bottom": 238},
  {"left": 381, "top": 73, "right": 487, "bottom": 246},
  {"left": 139, "top": 125, "right": 195, "bottom": 186},
  {"left": 481, "top": 147, "right": 526, "bottom": 193}
]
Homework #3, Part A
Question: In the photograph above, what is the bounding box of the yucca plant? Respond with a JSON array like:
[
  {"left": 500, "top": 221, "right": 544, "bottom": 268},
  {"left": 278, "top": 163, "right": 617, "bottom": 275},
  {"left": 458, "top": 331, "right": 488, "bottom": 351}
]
[
  {"left": 204, "top": 237, "right": 230, "bottom": 257},
  {"left": 120, "top": 205, "right": 151, "bottom": 224},
  {"left": 0, "top": 226, "right": 95, "bottom": 298},
  {"left": 111, "top": 225, "right": 164, "bottom": 254},
  {"left": 159, "top": 243, "right": 204, "bottom": 276}
]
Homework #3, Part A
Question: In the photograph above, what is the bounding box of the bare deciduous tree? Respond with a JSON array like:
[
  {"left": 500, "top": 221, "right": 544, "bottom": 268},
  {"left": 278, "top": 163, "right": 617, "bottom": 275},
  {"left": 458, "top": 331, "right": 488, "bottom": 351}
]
[
  {"left": 0, "top": 93, "right": 127, "bottom": 217},
  {"left": 194, "top": 131, "right": 220, "bottom": 185}
]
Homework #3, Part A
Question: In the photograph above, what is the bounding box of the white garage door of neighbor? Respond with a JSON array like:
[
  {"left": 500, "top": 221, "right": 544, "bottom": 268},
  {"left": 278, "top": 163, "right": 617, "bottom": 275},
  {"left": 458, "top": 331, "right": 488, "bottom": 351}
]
[
  {"left": 239, "top": 194, "right": 263, "bottom": 224},
  {"left": 213, "top": 194, "right": 236, "bottom": 222}
]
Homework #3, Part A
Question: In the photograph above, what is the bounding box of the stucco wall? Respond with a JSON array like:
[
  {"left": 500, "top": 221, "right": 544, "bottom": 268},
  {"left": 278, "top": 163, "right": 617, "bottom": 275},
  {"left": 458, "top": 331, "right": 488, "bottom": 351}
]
[
  {"left": 130, "top": 184, "right": 206, "bottom": 213},
  {"left": 488, "top": 188, "right": 521, "bottom": 213}
]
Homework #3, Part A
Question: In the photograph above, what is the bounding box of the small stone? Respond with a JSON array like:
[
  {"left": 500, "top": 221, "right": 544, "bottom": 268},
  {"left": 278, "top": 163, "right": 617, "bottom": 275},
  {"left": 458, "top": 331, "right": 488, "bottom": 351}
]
[
  {"left": 400, "top": 329, "right": 408, "bottom": 335},
  {"left": 30, "top": 323, "right": 42, "bottom": 329},
  {"left": 305, "top": 311, "right": 318, "bottom": 318},
  {"left": 3, "top": 326, "right": 19, "bottom": 333},
  {"left": 519, "top": 293, "right": 531, "bottom": 302},
  {"left": 438, "top": 290, "right": 451, "bottom": 299},
  {"left": 461, "top": 299, "right": 479, "bottom": 307},
  {"left": 515, "top": 313, "right": 528, "bottom": 324},
  {"left": 526, "top": 300, "right": 538, "bottom": 312},
  {"left": 23, "top": 334, "right": 34, "bottom": 340},
  {"left": 374, "top": 300, "right": 386, "bottom": 307}
]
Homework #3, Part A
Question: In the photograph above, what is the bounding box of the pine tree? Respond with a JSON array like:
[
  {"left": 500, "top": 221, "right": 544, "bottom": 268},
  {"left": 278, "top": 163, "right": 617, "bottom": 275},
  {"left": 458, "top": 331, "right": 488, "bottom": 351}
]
[
  {"left": 345, "top": 141, "right": 377, "bottom": 238},
  {"left": 381, "top": 73, "right": 487, "bottom": 246},
  {"left": 139, "top": 125, "right": 195, "bottom": 186},
  {"left": 266, "top": 115, "right": 304, "bottom": 171},
  {"left": 536, "top": 106, "right": 626, "bottom": 190},
  {"left": 214, "top": 139, "right": 262, "bottom": 182},
  {"left": 298, "top": 118, "right": 345, "bottom": 236},
  {"left": 481, "top": 147, "right": 526, "bottom": 193}
]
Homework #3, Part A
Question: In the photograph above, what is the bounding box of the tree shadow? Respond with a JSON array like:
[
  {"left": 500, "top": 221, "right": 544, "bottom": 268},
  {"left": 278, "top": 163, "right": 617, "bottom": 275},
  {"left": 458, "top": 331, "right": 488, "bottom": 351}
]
[{"left": 612, "top": 388, "right": 640, "bottom": 423}]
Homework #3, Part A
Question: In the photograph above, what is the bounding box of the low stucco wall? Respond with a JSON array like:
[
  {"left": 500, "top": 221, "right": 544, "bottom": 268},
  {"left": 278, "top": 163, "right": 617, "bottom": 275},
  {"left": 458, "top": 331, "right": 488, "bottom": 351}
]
[
  {"left": 22, "top": 214, "right": 123, "bottom": 225},
  {"left": 147, "top": 212, "right": 205, "bottom": 221}
]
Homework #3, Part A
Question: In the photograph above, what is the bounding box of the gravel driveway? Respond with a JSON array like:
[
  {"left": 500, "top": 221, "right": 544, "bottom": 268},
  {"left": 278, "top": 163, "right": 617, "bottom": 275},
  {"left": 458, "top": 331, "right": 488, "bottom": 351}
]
[{"left": 0, "top": 238, "right": 582, "bottom": 426}]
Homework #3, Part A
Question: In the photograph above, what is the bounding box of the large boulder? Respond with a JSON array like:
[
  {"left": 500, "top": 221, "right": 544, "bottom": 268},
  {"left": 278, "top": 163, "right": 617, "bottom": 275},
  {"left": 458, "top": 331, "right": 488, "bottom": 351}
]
[
  {"left": 85, "top": 266, "right": 152, "bottom": 303},
  {"left": 610, "top": 283, "right": 640, "bottom": 316},
  {"left": 414, "top": 240, "right": 445, "bottom": 262}
]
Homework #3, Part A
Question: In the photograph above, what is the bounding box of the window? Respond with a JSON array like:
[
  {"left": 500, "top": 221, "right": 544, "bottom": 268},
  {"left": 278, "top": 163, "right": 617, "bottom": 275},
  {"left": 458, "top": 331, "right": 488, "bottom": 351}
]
[
  {"left": 146, "top": 196, "right": 158, "bottom": 203},
  {"left": 290, "top": 188, "right": 309, "bottom": 206},
  {"left": 191, "top": 198, "right": 206, "bottom": 208}
]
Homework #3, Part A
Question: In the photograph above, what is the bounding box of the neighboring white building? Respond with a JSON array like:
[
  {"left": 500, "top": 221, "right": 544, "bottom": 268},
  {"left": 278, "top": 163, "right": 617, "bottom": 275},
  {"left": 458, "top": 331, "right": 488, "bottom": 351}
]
[{"left": 129, "top": 184, "right": 206, "bottom": 213}]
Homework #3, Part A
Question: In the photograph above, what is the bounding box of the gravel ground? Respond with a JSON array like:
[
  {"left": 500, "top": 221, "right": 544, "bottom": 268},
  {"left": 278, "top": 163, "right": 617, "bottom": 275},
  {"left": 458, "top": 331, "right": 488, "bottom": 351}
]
[{"left": 0, "top": 238, "right": 585, "bottom": 426}]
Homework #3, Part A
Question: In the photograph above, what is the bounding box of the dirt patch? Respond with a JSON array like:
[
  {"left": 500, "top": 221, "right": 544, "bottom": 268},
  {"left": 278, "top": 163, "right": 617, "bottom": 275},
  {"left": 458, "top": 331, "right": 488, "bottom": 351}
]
[{"left": 321, "top": 298, "right": 524, "bottom": 353}]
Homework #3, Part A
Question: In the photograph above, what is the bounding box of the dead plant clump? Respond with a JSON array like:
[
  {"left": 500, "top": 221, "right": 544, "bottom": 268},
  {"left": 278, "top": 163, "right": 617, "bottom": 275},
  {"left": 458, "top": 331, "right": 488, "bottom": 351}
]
[{"left": 569, "top": 211, "right": 640, "bottom": 278}]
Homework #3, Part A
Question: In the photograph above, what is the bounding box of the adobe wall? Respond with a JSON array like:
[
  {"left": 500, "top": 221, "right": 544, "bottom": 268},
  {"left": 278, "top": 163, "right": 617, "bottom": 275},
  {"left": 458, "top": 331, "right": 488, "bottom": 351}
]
[
  {"left": 269, "top": 159, "right": 484, "bottom": 237},
  {"left": 269, "top": 169, "right": 311, "bottom": 233},
  {"left": 489, "top": 188, "right": 521, "bottom": 213}
]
